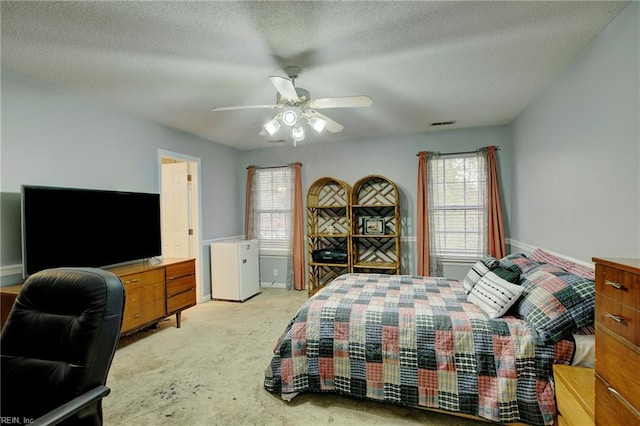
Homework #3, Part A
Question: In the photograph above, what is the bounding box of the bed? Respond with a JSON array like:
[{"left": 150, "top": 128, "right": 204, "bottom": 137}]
[{"left": 264, "top": 252, "right": 596, "bottom": 425}]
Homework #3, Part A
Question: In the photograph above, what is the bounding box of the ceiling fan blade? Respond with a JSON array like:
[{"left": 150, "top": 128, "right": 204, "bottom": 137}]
[
  {"left": 269, "top": 76, "right": 300, "bottom": 102},
  {"left": 211, "top": 104, "right": 277, "bottom": 112},
  {"left": 305, "top": 110, "right": 344, "bottom": 133},
  {"left": 307, "top": 95, "right": 373, "bottom": 109}
]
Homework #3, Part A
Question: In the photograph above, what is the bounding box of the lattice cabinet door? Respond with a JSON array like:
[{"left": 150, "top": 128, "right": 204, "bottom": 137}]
[
  {"left": 306, "top": 177, "right": 351, "bottom": 296},
  {"left": 350, "top": 175, "right": 401, "bottom": 275}
]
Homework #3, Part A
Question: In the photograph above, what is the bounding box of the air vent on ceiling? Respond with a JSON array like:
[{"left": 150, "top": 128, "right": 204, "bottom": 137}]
[{"left": 430, "top": 120, "right": 456, "bottom": 127}]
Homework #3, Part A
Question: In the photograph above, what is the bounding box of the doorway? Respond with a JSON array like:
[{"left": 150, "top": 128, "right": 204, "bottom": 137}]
[{"left": 158, "top": 150, "right": 203, "bottom": 303}]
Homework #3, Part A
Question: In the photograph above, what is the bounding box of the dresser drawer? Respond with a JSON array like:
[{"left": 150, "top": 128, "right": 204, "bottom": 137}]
[
  {"left": 167, "top": 288, "right": 196, "bottom": 314},
  {"left": 595, "top": 294, "right": 639, "bottom": 346},
  {"left": 596, "top": 264, "right": 640, "bottom": 308},
  {"left": 595, "top": 374, "right": 640, "bottom": 425},
  {"left": 120, "top": 268, "right": 165, "bottom": 289},
  {"left": 553, "top": 365, "right": 594, "bottom": 426},
  {"left": 166, "top": 260, "right": 194, "bottom": 280},
  {"left": 595, "top": 327, "right": 640, "bottom": 410},
  {"left": 167, "top": 275, "right": 195, "bottom": 297},
  {"left": 121, "top": 280, "right": 166, "bottom": 332}
]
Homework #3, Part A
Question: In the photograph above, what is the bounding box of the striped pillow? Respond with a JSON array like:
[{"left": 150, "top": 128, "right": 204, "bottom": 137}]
[
  {"left": 467, "top": 271, "right": 524, "bottom": 318},
  {"left": 462, "top": 261, "right": 490, "bottom": 293}
]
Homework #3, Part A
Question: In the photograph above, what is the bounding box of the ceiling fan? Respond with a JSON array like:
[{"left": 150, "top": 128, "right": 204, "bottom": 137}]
[{"left": 210, "top": 66, "right": 372, "bottom": 143}]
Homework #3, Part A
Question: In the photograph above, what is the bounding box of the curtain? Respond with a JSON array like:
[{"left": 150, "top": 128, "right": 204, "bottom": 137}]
[
  {"left": 426, "top": 152, "right": 443, "bottom": 276},
  {"left": 291, "top": 162, "right": 305, "bottom": 290},
  {"left": 486, "top": 146, "right": 506, "bottom": 258},
  {"left": 416, "top": 152, "right": 430, "bottom": 276},
  {"left": 245, "top": 166, "right": 255, "bottom": 239}
]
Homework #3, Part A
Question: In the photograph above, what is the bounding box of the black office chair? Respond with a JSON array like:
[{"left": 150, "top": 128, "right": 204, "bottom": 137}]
[{"left": 1, "top": 267, "right": 125, "bottom": 426}]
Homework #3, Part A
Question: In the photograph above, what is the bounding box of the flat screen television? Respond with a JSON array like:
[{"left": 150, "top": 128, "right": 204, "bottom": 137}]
[{"left": 21, "top": 185, "right": 162, "bottom": 277}]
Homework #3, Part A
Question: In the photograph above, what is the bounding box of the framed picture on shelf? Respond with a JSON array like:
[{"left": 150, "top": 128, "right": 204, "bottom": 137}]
[{"left": 363, "top": 216, "right": 385, "bottom": 235}]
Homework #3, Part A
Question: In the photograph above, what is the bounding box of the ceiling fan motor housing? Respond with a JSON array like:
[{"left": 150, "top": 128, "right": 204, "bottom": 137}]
[{"left": 277, "top": 87, "right": 310, "bottom": 105}]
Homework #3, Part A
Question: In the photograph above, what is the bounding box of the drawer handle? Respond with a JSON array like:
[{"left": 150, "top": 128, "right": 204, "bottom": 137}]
[
  {"left": 605, "top": 280, "right": 626, "bottom": 290},
  {"left": 607, "top": 386, "right": 640, "bottom": 419},
  {"left": 605, "top": 312, "right": 626, "bottom": 323},
  {"left": 168, "top": 274, "right": 191, "bottom": 281},
  {"left": 125, "top": 279, "right": 140, "bottom": 284},
  {"left": 133, "top": 314, "right": 141, "bottom": 319}
]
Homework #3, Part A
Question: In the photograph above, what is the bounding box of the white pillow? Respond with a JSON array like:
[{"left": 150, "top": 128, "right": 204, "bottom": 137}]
[
  {"left": 462, "top": 261, "right": 490, "bottom": 293},
  {"left": 467, "top": 271, "right": 524, "bottom": 318}
]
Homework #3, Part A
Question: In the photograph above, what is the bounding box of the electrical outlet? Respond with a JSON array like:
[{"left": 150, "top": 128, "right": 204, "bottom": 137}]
[{"left": 273, "top": 268, "right": 278, "bottom": 277}]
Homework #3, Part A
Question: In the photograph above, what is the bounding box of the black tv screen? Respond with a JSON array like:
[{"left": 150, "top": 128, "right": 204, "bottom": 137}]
[{"left": 22, "top": 185, "right": 161, "bottom": 277}]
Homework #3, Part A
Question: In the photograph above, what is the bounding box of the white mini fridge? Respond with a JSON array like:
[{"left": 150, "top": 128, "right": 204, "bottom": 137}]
[{"left": 210, "top": 239, "right": 260, "bottom": 302}]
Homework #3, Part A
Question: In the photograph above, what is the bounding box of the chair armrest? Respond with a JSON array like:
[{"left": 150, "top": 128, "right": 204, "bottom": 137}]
[{"left": 29, "top": 385, "right": 111, "bottom": 426}]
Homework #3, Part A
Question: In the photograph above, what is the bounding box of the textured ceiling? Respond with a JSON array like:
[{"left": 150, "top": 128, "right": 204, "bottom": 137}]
[{"left": 1, "top": 1, "right": 629, "bottom": 150}]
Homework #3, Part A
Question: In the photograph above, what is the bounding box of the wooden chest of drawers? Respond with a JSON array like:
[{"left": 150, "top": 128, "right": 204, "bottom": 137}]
[
  {"left": 1, "top": 258, "right": 196, "bottom": 336},
  {"left": 107, "top": 258, "right": 196, "bottom": 334},
  {"left": 553, "top": 364, "right": 594, "bottom": 426},
  {"left": 592, "top": 257, "right": 640, "bottom": 425}
]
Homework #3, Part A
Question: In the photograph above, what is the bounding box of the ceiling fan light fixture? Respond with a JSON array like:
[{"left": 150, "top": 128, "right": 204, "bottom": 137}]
[
  {"left": 282, "top": 109, "right": 298, "bottom": 126},
  {"left": 263, "top": 117, "right": 281, "bottom": 136},
  {"left": 291, "top": 125, "right": 305, "bottom": 142},
  {"left": 309, "top": 116, "right": 327, "bottom": 133}
]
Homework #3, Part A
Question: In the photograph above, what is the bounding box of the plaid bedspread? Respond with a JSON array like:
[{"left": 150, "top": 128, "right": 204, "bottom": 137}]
[{"left": 264, "top": 273, "right": 575, "bottom": 425}]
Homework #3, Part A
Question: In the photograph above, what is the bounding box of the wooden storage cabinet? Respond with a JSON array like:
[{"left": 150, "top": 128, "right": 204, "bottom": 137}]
[
  {"left": 592, "top": 257, "right": 640, "bottom": 425},
  {"left": 0, "top": 284, "right": 22, "bottom": 330},
  {"left": 553, "top": 364, "right": 594, "bottom": 426},
  {"left": 1, "top": 258, "right": 196, "bottom": 336},
  {"left": 107, "top": 258, "right": 196, "bottom": 335}
]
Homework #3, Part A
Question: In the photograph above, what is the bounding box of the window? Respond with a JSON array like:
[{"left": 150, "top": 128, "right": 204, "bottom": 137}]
[
  {"left": 254, "top": 167, "right": 293, "bottom": 253},
  {"left": 429, "top": 154, "right": 487, "bottom": 259}
]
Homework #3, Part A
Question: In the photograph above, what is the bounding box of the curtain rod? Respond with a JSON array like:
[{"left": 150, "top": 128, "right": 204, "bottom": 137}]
[
  {"left": 416, "top": 146, "right": 500, "bottom": 157},
  {"left": 246, "top": 163, "right": 300, "bottom": 170},
  {"left": 246, "top": 165, "right": 284, "bottom": 170}
]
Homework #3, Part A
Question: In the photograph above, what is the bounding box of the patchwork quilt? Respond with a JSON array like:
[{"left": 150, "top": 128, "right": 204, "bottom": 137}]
[{"left": 264, "top": 273, "right": 575, "bottom": 425}]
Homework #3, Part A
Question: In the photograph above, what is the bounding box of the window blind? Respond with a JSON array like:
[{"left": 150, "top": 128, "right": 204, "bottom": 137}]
[{"left": 255, "top": 167, "right": 293, "bottom": 253}]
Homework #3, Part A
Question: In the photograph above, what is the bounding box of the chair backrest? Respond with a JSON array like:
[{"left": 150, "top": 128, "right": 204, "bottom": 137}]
[{"left": 1, "top": 267, "right": 125, "bottom": 425}]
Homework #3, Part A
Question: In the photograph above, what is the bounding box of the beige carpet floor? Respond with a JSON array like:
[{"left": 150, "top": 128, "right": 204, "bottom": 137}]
[{"left": 103, "top": 287, "right": 486, "bottom": 426}]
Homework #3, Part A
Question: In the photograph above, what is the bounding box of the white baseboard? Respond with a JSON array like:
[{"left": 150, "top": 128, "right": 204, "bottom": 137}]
[
  {"left": 261, "top": 281, "right": 286, "bottom": 289},
  {"left": 1, "top": 263, "right": 22, "bottom": 277}
]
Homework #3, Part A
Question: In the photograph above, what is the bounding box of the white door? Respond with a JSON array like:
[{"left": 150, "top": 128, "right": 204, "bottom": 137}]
[{"left": 161, "top": 162, "right": 190, "bottom": 258}]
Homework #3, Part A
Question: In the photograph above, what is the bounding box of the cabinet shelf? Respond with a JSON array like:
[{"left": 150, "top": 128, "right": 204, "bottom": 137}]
[
  {"left": 352, "top": 234, "right": 397, "bottom": 238},
  {"left": 309, "top": 261, "right": 349, "bottom": 267},
  {"left": 352, "top": 204, "right": 396, "bottom": 208},
  {"left": 351, "top": 175, "right": 401, "bottom": 275},
  {"left": 353, "top": 261, "right": 398, "bottom": 269},
  {"left": 306, "top": 177, "right": 352, "bottom": 296}
]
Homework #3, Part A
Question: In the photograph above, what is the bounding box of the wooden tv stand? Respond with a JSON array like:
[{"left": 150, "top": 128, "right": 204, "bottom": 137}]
[
  {"left": 106, "top": 258, "right": 196, "bottom": 335},
  {"left": 0, "top": 258, "right": 196, "bottom": 335}
]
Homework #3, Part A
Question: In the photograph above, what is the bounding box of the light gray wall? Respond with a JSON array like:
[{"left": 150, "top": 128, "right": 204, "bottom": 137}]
[
  {"left": 1, "top": 71, "right": 242, "bottom": 296},
  {"left": 239, "top": 125, "right": 513, "bottom": 276},
  {"left": 511, "top": 2, "right": 639, "bottom": 262}
]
